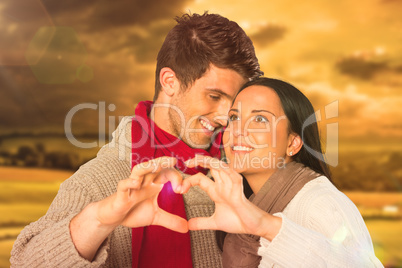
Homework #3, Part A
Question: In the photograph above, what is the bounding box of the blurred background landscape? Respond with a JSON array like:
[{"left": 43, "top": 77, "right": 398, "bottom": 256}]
[{"left": 0, "top": 0, "right": 401, "bottom": 267}]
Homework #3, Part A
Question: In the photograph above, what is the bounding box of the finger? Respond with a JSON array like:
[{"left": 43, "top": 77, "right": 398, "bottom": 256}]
[
  {"left": 188, "top": 217, "right": 217, "bottom": 231},
  {"left": 117, "top": 177, "right": 164, "bottom": 202},
  {"left": 131, "top": 157, "right": 177, "bottom": 178},
  {"left": 185, "top": 155, "right": 228, "bottom": 170},
  {"left": 182, "top": 173, "right": 215, "bottom": 194},
  {"left": 117, "top": 177, "right": 143, "bottom": 193},
  {"left": 210, "top": 168, "right": 223, "bottom": 184},
  {"left": 183, "top": 157, "right": 196, "bottom": 168},
  {"left": 217, "top": 168, "right": 232, "bottom": 186},
  {"left": 115, "top": 178, "right": 158, "bottom": 207},
  {"left": 130, "top": 157, "right": 177, "bottom": 188},
  {"left": 153, "top": 208, "right": 189, "bottom": 233},
  {"left": 224, "top": 168, "right": 243, "bottom": 185},
  {"left": 154, "top": 168, "right": 184, "bottom": 193}
]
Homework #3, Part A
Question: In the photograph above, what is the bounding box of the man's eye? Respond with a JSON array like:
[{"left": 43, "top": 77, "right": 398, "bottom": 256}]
[
  {"left": 255, "top": 115, "right": 268, "bottom": 123},
  {"left": 209, "top": 94, "right": 221, "bottom": 101},
  {"left": 228, "top": 114, "right": 239, "bottom": 121}
]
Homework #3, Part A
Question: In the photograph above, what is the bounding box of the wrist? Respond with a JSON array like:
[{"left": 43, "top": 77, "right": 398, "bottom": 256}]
[
  {"left": 70, "top": 202, "right": 116, "bottom": 261},
  {"left": 91, "top": 201, "right": 120, "bottom": 231},
  {"left": 260, "top": 214, "right": 282, "bottom": 241}
]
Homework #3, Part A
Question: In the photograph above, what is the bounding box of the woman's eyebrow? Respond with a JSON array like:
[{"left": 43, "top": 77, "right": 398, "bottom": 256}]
[
  {"left": 229, "top": 108, "right": 276, "bottom": 116},
  {"left": 251, "top": 109, "right": 276, "bottom": 116}
]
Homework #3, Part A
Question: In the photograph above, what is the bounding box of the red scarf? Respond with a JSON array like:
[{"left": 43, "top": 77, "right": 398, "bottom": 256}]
[{"left": 131, "top": 101, "right": 222, "bottom": 268}]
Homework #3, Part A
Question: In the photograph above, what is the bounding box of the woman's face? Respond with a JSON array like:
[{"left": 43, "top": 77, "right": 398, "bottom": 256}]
[{"left": 223, "top": 85, "right": 291, "bottom": 175}]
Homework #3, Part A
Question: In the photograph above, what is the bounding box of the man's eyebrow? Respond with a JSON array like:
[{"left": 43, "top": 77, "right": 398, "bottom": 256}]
[{"left": 206, "top": 88, "right": 233, "bottom": 99}]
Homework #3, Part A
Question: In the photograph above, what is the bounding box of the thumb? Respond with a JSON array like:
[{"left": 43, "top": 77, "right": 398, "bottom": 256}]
[
  {"left": 188, "top": 217, "right": 217, "bottom": 231},
  {"left": 153, "top": 208, "right": 189, "bottom": 233}
]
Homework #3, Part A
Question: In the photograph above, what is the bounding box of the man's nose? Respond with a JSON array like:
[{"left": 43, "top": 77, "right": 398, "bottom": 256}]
[
  {"left": 214, "top": 115, "right": 229, "bottom": 127},
  {"left": 213, "top": 100, "right": 232, "bottom": 127}
]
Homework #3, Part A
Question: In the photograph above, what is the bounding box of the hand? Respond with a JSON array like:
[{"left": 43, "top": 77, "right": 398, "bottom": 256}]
[
  {"left": 95, "top": 156, "right": 188, "bottom": 233},
  {"left": 183, "top": 155, "right": 281, "bottom": 240}
]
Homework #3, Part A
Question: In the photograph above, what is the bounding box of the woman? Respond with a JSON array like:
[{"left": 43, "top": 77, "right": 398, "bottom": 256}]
[{"left": 182, "top": 77, "right": 383, "bottom": 267}]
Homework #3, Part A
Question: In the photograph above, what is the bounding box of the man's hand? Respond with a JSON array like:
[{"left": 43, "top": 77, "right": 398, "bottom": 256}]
[
  {"left": 95, "top": 156, "right": 188, "bottom": 232},
  {"left": 70, "top": 156, "right": 187, "bottom": 261}
]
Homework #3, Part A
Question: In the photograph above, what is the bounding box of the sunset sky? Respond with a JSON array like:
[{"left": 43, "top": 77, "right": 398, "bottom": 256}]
[{"left": 1, "top": 0, "right": 401, "bottom": 150}]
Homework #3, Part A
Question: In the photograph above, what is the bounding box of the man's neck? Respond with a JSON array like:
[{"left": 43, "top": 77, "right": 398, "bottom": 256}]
[{"left": 149, "top": 101, "right": 174, "bottom": 136}]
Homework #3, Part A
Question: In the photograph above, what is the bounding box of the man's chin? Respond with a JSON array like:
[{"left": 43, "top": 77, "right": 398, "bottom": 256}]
[
  {"left": 188, "top": 142, "right": 211, "bottom": 150},
  {"left": 182, "top": 137, "right": 212, "bottom": 150}
]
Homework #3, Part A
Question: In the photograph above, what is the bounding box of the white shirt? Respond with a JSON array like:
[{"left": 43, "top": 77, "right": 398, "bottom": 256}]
[{"left": 258, "top": 176, "right": 384, "bottom": 268}]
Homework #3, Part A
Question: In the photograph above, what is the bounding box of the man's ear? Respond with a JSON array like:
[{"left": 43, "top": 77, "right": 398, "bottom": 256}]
[
  {"left": 287, "top": 133, "right": 303, "bottom": 157},
  {"left": 159, "top": 67, "right": 180, "bottom": 97}
]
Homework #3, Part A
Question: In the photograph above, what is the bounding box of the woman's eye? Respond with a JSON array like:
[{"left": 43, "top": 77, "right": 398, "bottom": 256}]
[
  {"left": 254, "top": 115, "right": 268, "bottom": 123},
  {"left": 228, "top": 114, "right": 239, "bottom": 121}
]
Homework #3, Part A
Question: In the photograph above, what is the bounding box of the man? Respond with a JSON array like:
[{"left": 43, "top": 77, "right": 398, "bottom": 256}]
[{"left": 11, "top": 13, "right": 262, "bottom": 267}]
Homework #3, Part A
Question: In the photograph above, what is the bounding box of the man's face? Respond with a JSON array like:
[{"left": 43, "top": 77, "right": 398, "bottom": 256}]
[{"left": 168, "top": 64, "right": 246, "bottom": 149}]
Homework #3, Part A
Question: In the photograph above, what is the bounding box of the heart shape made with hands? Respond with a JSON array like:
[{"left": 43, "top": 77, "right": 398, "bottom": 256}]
[
  {"left": 130, "top": 155, "right": 227, "bottom": 194},
  {"left": 124, "top": 156, "right": 248, "bottom": 232},
  {"left": 129, "top": 155, "right": 245, "bottom": 233},
  {"left": 128, "top": 156, "right": 280, "bottom": 242}
]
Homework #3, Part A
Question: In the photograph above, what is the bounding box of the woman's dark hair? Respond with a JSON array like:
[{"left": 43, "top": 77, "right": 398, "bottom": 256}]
[
  {"left": 153, "top": 12, "right": 263, "bottom": 101},
  {"left": 216, "top": 77, "right": 332, "bottom": 251}
]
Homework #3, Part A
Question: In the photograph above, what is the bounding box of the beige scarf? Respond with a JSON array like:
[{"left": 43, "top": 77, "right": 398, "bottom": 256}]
[{"left": 221, "top": 161, "right": 321, "bottom": 268}]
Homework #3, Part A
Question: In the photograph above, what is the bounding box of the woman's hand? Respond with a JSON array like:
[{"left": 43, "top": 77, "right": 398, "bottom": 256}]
[
  {"left": 183, "top": 155, "right": 281, "bottom": 241},
  {"left": 95, "top": 156, "right": 188, "bottom": 233}
]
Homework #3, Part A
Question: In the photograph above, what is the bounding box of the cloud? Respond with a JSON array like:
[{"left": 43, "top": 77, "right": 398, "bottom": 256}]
[
  {"left": 249, "top": 23, "right": 287, "bottom": 47},
  {"left": 0, "top": 0, "right": 195, "bottom": 133},
  {"left": 2, "top": 0, "right": 188, "bottom": 31},
  {"left": 381, "top": 0, "right": 402, "bottom": 5},
  {"left": 108, "top": 21, "right": 175, "bottom": 63},
  {"left": 335, "top": 56, "right": 388, "bottom": 79},
  {"left": 0, "top": 60, "right": 154, "bottom": 133},
  {"left": 335, "top": 50, "right": 402, "bottom": 87},
  {"left": 0, "top": 0, "right": 190, "bottom": 66},
  {"left": 40, "top": 0, "right": 190, "bottom": 31},
  {"left": 0, "top": 0, "right": 53, "bottom": 65},
  {"left": 295, "top": 81, "right": 402, "bottom": 140}
]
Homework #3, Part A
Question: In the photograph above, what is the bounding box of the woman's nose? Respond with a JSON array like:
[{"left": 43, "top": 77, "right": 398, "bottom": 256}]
[{"left": 232, "top": 121, "right": 248, "bottom": 137}]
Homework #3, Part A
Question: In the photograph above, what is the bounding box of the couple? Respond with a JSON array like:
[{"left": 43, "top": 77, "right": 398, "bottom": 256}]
[{"left": 11, "top": 12, "right": 382, "bottom": 268}]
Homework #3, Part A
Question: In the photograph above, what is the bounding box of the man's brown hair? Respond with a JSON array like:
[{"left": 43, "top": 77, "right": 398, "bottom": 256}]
[{"left": 154, "top": 12, "right": 263, "bottom": 100}]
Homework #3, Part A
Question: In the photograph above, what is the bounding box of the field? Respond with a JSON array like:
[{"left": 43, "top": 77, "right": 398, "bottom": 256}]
[
  {"left": 0, "top": 167, "right": 401, "bottom": 267},
  {"left": 0, "top": 167, "right": 70, "bottom": 268}
]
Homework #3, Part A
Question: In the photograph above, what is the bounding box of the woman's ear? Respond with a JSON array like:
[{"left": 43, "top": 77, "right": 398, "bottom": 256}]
[
  {"left": 287, "top": 133, "right": 303, "bottom": 157},
  {"left": 159, "top": 67, "right": 180, "bottom": 97}
]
